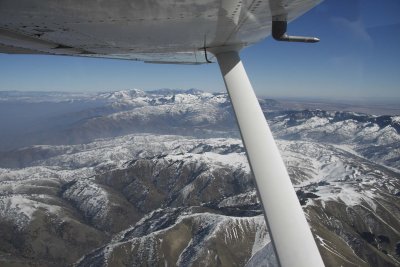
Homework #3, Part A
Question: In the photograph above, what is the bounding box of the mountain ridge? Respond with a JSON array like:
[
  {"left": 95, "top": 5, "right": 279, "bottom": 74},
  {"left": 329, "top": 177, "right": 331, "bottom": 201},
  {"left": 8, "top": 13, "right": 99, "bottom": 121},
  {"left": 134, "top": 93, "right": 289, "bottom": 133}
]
[{"left": 0, "top": 90, "right": 399, "bottom": 266}]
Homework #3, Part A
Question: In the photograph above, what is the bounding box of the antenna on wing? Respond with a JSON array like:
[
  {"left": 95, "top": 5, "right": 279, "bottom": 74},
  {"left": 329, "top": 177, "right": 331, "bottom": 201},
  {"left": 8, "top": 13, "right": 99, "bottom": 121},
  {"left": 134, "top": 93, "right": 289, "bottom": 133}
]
[
  {"left": 203, "top": 37, "right": 212, "bottom": 63},
  {"left": 203, "top": 46, "right": 212, "bottom": 63},
  {"left": 272, "top": 20, "right": 319, "bottom": 43}
]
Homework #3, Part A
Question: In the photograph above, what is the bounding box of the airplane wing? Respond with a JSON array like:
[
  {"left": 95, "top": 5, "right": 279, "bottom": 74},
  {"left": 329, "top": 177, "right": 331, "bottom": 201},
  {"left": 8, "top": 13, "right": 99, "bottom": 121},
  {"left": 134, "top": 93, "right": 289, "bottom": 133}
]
[
  {"left": 0, "top": 1, "right": 325, "bottom": 267},
  {"left": 0, "top": 0, "right": 319, "bottom": 63}
]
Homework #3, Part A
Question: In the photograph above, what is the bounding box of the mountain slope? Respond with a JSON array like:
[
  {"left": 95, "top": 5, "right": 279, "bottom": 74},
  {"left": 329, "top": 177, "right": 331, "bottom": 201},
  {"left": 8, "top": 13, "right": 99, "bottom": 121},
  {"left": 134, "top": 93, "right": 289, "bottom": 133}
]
[{"left": 0, "top": 90, "right": 399, "bottom": 266}]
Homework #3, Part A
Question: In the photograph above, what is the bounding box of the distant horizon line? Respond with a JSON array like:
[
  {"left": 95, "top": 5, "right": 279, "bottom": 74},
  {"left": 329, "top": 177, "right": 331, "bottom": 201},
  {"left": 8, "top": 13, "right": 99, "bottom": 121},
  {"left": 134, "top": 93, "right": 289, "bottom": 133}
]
[{"left": 1, "top": 88, "right": 399, "bottom": 105}]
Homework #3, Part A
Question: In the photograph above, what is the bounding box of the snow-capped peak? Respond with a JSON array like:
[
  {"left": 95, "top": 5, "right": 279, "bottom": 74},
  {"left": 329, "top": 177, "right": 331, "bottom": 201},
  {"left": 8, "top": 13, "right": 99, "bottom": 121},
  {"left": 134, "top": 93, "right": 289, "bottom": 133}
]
[{"left": 98, "top": 89, "right": 147, "bottom": 100}]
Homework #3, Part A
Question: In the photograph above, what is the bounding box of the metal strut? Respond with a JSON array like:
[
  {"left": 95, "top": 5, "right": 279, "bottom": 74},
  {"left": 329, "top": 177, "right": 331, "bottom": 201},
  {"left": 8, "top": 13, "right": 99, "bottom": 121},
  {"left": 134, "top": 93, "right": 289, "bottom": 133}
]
[{"left": 215, "top": 51, "right": 325, "bottom": 267}]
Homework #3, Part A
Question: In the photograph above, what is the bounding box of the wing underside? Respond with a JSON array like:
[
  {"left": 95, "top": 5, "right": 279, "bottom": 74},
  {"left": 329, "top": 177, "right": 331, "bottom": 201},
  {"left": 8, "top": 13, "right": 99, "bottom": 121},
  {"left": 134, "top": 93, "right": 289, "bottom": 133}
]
[{"left": 0, "top": 0, "right": 320, "bottom": 63}]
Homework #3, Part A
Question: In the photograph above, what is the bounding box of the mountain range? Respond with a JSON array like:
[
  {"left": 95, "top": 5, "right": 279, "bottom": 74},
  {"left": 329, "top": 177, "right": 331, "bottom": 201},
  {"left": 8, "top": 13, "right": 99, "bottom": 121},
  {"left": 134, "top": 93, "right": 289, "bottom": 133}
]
[{"left": 0, "top": 89, "right": 399, "bottom": 266}]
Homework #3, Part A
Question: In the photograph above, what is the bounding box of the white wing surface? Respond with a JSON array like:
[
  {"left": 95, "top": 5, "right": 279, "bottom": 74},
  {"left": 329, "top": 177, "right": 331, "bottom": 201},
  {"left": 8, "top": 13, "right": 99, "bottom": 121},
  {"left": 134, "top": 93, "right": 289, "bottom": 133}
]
[{"left": 0, "top": 0, "right": 319, "bottom": 63}]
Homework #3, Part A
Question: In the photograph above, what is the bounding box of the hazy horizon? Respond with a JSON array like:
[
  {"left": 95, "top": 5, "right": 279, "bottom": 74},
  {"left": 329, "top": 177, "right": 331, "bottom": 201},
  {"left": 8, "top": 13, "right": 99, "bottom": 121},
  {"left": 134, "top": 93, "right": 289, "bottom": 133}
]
[
  {"left": 1, "top": 88, "right": 399, "bottom": 116},
  {"left": 1, "top": 87, "right": 400, "bottom": 105}
]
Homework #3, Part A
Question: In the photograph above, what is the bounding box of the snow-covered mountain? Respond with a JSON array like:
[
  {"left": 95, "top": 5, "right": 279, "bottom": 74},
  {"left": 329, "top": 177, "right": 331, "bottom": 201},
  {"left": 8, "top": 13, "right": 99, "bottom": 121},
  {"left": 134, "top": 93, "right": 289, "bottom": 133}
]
[
  {"left": 267, "top": 110, "right": 400, "bottom": 169},
  {"left": 0, "top": 89, "right": 236, "bottom": 151},
  {"left": 0, "top": 90, "right": 399, "bottom": 267},
  {"left": 2, "top": 89, "right": 399, "bottom": 158}
]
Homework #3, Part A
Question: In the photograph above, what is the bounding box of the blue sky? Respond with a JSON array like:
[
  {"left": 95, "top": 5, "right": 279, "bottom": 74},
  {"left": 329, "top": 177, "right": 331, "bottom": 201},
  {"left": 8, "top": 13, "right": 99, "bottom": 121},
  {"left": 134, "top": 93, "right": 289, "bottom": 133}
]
[{"left": 0, "top": 0, "right": 399, "bottom": 102}]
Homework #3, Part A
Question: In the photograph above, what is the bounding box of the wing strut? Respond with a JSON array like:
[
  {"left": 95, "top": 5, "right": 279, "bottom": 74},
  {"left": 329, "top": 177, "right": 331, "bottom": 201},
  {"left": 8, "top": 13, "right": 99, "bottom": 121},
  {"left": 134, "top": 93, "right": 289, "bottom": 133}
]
[{"left": 215, "top": 51, "right": 325, "bottom": 267}]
